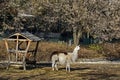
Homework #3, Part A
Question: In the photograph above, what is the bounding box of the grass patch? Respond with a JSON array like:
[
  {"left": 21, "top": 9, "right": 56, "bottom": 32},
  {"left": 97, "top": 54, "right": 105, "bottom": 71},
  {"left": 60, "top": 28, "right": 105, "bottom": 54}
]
[
  {"left": 0, "top": 64, "right": 120, "bottom": 80},
  {"left": 89, "top": 44, "right": 103, "bottom": 51}
]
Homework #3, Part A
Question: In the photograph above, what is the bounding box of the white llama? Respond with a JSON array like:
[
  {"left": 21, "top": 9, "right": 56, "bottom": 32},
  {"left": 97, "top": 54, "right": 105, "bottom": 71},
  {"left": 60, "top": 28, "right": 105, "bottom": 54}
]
[{"left": 50, "top": 45, "right": 80, "bottom": 72}]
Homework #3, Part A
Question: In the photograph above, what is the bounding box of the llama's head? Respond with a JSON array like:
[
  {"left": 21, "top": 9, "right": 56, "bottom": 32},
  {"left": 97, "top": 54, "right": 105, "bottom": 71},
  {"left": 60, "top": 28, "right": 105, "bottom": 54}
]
[
  {"left": 74, "top": 45, "right": 80, "bottom": 51},
  {"left": 72, "top": 45, "right": 80, "bottom": 62}
]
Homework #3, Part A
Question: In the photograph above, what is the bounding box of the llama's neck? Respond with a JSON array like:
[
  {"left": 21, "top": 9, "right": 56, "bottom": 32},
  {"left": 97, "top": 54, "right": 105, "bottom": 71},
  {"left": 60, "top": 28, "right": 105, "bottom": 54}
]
[
  {"left": 72, "top": 49, "right": 79, "bottom": 62},
  {"left": 72, "top": 49, "right": 79, "bottom": 55}
]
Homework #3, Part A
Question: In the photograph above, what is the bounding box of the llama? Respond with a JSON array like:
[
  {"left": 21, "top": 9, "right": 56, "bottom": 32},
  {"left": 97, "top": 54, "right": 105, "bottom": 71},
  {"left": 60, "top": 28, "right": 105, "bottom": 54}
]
[{"left": 50, "top": 45, "right": 80, "bottom": 72}]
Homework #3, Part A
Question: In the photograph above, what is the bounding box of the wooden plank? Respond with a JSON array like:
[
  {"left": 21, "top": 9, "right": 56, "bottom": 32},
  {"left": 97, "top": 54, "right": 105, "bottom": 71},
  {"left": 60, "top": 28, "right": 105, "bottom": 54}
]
[
  {"left": 4, "top": 40, "right": 9, "bottom": 69},
  {"left": 7, "top": 49, "right": 27, "bottom": 53},
  {"left": 23, "top": 41, "right": 31, "bottom": 70},
  {"left": 33, "top": 42, "right": 39, "bottom": 61},
  {"left": 18, "top": 50, "right": 27, "bottom": 53},
  {"left": 15, "top": 35, "right": 19, "bottom": 62},
  {"left": 4, "top": 40, "right": 11, "bottom": 70},
  {"left": 6, "top": 53, "right": 11, "bottom": 70},
  {"left": 25, "top": 41, "right": 31, "bottom": 51},
  {"left": 5, "top": 39, "right": 31, "bottom": 41},
  {"left": 4, "top": 40, "right": 9, "bottom": 52}
]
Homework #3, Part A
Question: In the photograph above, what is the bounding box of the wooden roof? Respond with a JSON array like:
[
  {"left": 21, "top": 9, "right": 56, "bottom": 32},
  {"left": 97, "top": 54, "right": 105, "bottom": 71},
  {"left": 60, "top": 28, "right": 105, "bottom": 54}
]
[{"left": 8, "top": 32, "right": 42, "bottom": 41}]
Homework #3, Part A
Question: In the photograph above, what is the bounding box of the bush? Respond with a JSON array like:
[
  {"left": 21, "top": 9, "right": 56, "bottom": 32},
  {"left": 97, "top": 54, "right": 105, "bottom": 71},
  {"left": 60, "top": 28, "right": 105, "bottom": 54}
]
[
  {"left": 102, "top": 43, "right": 120, "bottom": 60},
  {"left": 89, "top": 44, "right": 103, "bottom": 51}
]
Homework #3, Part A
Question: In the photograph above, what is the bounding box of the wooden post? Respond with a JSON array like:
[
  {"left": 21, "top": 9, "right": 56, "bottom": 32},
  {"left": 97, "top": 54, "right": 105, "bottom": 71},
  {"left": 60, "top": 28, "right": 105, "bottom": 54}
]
[
  {"left": 23, "top": 40, "right": 31, "bottom": 70},
  {"left": 16, "top": 35, "right": 19, "bottom": 62},
  {"left": 4, "top": 39, "right": 9, "bottom": 51},
  {"left": 4, "top": 39, "right": 10, "bottom": 70},
  {"left": 34, "top": 42, "right": 39, "bottom": 60},
  {"left": 33, "top": 41, "right": 39, "bottom": 67}
]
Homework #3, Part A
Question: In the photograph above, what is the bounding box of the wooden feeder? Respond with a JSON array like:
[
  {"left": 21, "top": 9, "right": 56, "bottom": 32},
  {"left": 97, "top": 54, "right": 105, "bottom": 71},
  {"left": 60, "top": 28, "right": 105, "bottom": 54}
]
[{"left": 3, "top": 32, "right": 42, "bottom": 70}]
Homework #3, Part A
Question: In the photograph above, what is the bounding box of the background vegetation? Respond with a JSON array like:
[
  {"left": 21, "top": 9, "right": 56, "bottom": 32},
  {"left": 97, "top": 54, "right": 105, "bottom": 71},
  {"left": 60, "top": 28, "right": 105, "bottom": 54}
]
[
  {"left": 0, "top": 41, "right": 120, "bottom": 61},
  {"left": 0, "top": 0, "right": 120, "bottom": 45}
]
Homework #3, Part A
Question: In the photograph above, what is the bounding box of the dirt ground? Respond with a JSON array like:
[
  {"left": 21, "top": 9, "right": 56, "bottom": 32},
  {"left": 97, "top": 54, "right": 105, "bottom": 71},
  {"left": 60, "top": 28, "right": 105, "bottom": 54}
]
[{"left": 0, "top": 63, "right": 120, "bottom": 80}]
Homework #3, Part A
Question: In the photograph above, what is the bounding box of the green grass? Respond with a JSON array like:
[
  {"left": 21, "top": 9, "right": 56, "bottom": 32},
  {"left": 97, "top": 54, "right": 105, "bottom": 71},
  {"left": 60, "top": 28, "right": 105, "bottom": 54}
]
[{"left": 89, "top": 44, "right": 103, "bottom": 51}]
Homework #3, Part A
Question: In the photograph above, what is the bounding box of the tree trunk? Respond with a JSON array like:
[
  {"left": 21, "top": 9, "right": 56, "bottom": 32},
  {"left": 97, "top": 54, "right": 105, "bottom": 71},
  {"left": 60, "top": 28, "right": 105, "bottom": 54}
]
[
  {"left": 73, "top": 27, "right": 82, "bottom": 45},
  {"left": 73, "top": 27, "right": 77, "bottom": 45},
  {"left": 77, "top": 29, "right": 82, "bottom": 45}
]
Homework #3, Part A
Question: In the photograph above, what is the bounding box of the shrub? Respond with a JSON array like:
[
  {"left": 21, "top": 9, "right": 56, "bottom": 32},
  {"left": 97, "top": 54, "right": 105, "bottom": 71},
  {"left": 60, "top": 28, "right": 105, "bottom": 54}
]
[{"left": 89, "top": 44, "right": 103, "bottom": 51}]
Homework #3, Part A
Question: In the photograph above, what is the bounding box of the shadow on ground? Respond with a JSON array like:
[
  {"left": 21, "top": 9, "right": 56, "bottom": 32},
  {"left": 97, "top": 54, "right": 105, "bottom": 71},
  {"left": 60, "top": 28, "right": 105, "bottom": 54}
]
[{"left": 19, "top": 62, "right": 52, "bottom": 70}]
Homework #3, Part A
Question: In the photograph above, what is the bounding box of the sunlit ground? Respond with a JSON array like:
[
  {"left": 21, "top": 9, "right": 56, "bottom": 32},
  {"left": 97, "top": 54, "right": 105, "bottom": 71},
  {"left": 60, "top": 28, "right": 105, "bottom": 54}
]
[{"left": 0, "top": 63, "right": 120, "bottom": 80}]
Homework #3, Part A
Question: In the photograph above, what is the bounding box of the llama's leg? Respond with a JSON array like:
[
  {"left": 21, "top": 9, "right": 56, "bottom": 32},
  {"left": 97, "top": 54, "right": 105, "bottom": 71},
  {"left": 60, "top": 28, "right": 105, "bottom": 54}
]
[
  {"left": 66, "top": 63, "right": 70, "bottom": 72},
  {"left": 66, "top": 64, "right": 68, "bottom": 71},
  {"left": 68, "top": 64, "right": 70, "bottom": 72},
  {"left": 55, "top": 62, "right": 58, "bottom": 71},
  {"left": 52, "top": 61, "right": 55, "bottom": 71},
  {"left": 52, "top": 55, "right": 58, "bottom": 71}
]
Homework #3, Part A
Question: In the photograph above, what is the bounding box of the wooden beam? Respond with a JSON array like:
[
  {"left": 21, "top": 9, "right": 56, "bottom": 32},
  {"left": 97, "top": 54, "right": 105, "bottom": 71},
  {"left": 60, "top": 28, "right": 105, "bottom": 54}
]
[
  {"left": 4, "top": 39, "right": 11, "bottom": 70},
  {"left": 23, "top": 41, "right": 31, "bottom": 70},
  {"left": 25, "top": 41, "right": 31, "bottom": 52},
  {"left": 18, "top": 42, "right": 23, "bottom": 47},
  {"left": 18, "top": 51, "right": 27, "bottom": 53},
  {"left": 15, "top": 35, "right": 19, "bottom": 62},
  {"left": 4, "top": 39, "right": 9, "bottom": 52},
  {"left": 33, "top": 42, "right": 39, "bottom": 61},
  {"left": 5, "top": 39, "right": 31, "bottom": 41},
  {"left": 33, "top": 41, "right": 39, "bottom": 67}
]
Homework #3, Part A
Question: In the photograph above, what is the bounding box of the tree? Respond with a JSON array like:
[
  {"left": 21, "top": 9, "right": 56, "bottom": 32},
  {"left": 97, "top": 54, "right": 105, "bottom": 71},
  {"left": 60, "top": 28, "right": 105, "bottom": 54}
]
[
  {"left": 0, "top": 0, "right": 18, "bottom": 34},
  {"left": 85, "top": 0, "right": 120, "bottom": 42},
  {"left": 0, "top": 0, "right": 120, "bottom": 44},
  {"left": 62, "top": 0, "right": 87, "bottom": 45}
]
